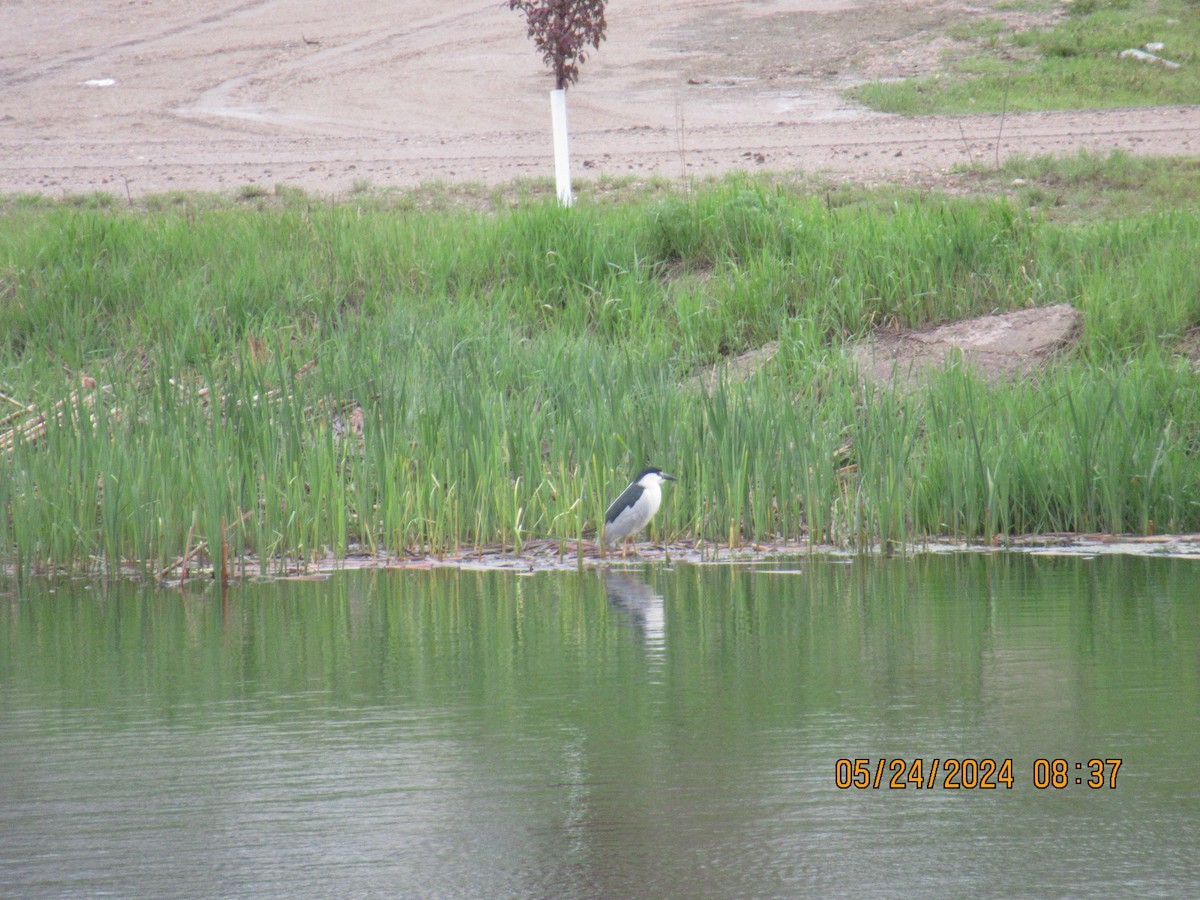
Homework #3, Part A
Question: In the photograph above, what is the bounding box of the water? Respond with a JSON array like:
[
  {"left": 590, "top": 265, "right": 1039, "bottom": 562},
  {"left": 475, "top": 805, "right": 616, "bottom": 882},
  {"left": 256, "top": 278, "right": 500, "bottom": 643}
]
[{"left": 2, "top": 554, "right": 1198, "bottom": 897}]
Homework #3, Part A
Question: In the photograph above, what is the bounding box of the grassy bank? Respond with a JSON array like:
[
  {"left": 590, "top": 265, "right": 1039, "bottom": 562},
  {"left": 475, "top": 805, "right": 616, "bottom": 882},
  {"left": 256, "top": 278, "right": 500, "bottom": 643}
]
[
  {"left": 850, "top": 0, "right": 1200, "bottom": 115},
  {"left": 2, "top": 159, "right": 1200, "bottom": 576}
]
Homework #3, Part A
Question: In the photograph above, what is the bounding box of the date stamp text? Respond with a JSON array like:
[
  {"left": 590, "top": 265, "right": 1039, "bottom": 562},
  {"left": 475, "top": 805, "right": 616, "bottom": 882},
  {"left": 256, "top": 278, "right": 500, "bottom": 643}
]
[{"left": 834, "top": 758, "right": 1122, "bottom": 790}]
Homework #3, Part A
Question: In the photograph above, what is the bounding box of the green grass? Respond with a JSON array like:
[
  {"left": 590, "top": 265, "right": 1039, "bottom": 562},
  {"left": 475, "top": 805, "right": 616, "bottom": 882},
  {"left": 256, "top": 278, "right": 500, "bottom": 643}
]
[
  {"left": 957, "top": 151, "right": 1200, "bottom": 220},
  {"left": 2, "top": 161, "right": 1200, "bottom": 577},
  {"left": 849, "top": 0, "right": 1200, "bottom": 114}
]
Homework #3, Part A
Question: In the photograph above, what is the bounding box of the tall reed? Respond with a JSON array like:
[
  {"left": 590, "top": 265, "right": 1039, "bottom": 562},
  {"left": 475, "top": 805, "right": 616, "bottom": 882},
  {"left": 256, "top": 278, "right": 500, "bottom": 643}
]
[{"left": 2, "top": 176, "right": 1199, "bottom": 575}]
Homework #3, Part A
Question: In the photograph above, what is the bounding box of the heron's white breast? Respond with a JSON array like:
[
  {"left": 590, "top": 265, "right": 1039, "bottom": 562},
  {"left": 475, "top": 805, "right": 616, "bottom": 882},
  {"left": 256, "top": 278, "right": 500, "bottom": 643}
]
[{"left": 639, "top": 482, "right": 662, "bottom": 518}]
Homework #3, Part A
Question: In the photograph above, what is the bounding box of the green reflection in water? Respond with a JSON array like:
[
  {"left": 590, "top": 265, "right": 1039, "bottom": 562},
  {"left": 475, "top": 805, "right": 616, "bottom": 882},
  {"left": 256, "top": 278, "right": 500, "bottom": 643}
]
[{"left": 1, "top": 554, "right": 1198, "bottom": 897}]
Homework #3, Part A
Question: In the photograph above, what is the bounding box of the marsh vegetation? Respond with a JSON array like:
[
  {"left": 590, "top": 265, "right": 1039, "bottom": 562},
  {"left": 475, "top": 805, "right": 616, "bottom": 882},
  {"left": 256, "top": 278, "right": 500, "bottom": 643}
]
[{"left": 2, "top": 154, "right": 1199, "bottom": 577}]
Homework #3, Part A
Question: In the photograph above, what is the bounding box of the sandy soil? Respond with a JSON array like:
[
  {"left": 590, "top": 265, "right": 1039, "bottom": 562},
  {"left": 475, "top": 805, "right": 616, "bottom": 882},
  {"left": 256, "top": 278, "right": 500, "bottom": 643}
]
[{"left": 3, "top": 0, "right": 1197, "bottom": 198}]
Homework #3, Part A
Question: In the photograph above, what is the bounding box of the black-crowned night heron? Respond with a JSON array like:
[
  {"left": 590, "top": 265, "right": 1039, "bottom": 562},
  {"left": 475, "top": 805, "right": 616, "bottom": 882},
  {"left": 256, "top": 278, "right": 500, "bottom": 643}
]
[{"left": 603, "top": 467, "right": 675, "bottom": 551}]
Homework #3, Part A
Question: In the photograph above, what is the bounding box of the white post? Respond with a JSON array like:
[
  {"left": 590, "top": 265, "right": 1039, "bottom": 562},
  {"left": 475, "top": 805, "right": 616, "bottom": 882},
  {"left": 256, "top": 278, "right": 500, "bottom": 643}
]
[{"left": 550, "top": 88, "right": 573, "bottom": 207}]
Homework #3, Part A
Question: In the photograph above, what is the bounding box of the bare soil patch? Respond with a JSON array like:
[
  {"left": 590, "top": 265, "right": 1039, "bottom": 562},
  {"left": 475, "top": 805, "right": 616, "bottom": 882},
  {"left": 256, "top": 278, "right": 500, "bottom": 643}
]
[
  {"left": 852, "top": 303, "right": 1082, "bottom": 389},
  {"left": 3, "top": 0, "right": 1197, "bottom": 198}
]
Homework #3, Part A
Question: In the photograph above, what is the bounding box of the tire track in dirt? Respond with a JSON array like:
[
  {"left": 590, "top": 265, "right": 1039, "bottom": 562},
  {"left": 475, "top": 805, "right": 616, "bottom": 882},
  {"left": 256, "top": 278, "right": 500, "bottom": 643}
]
[
  {"left": 180, "top": 5, "right": 502, "bottom": 133},
  {"left": 1, "top": 0, "right": 1196, "bottom": 197},
  {"left": 3, "top": 1, "right": 276, "bottom": 88}
]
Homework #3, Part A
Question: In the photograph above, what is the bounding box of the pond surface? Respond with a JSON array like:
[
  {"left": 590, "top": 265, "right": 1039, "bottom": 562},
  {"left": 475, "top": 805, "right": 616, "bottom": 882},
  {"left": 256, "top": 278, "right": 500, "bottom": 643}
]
[{"left": 2, "top": 554, "right": 1198, "bottom": 897}]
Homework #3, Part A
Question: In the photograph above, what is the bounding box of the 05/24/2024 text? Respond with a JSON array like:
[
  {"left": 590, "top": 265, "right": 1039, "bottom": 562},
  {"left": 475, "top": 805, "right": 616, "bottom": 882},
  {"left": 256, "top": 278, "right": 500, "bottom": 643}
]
[{"left": 834, "top": 758, "right": 1123, "bottom": 790}]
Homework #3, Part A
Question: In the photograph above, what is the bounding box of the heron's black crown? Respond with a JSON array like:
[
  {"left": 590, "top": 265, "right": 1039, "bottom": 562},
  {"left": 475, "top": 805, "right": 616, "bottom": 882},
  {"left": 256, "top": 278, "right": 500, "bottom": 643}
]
[{"left": 634, "top": 466, "right": 675, "bottom": 481}]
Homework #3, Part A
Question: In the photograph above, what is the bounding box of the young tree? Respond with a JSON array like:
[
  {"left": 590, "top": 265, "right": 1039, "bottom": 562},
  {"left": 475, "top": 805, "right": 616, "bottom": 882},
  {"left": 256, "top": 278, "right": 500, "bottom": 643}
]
[
  {"left": 508, "top": 0, "right": 608, "bottom": 90},
  {"left": 509, "top": 1, "right": 608, "bottom": 205}
]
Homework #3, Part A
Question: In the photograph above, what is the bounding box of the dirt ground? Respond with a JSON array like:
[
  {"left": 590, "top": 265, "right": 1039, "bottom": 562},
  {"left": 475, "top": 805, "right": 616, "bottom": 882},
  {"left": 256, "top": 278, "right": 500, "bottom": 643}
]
[
  {"left": 851, "top": 303, "right": 1083, "bottom": 388},
  {"left": 4, "top": 0, "right": 1198, "bottom": 198}
]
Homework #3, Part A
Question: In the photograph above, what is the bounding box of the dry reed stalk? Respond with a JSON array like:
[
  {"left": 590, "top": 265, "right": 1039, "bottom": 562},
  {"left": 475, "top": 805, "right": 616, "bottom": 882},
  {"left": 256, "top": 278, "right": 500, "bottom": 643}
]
[
  {"left": 0, "top": 378, "right": 100, "bottom": 456},
  {"left": 158, "top": 536, "right": 208, "bottom": 583},
  {"left": 220, "top": 517, "right": 229, "bottom": 586},
  {"left": 169, "top": 359, "right": 318, "bottom": 411},
  {"left": 155, "top": 509, "right": 253, "bottom": 582},
  {"left": 1, "top": 391, "right": 38, "bottom": 428},
  {"left": 180, "top": 519, "right": 197, "bottom": 585}
]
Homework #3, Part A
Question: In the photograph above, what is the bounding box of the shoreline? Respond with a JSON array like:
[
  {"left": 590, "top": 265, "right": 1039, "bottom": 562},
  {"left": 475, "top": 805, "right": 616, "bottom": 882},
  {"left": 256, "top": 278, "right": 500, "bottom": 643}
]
[{"left": 8, "top": 533, "right": 1196, "bottom": 586}]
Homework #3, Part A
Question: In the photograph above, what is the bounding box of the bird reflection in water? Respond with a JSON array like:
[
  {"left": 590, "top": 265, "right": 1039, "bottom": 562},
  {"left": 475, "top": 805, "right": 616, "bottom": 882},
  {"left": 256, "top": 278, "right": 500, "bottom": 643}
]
[{"left": 604, "top": 572, "right": 666, "bottom": 660}]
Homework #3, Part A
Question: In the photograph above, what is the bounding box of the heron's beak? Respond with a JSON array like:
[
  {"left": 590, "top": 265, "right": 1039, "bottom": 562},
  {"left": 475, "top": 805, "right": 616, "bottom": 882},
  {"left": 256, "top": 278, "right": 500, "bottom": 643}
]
[{"left": 663, "top": 472, "right": 676, "bottom": 481}]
